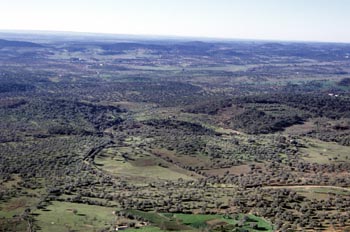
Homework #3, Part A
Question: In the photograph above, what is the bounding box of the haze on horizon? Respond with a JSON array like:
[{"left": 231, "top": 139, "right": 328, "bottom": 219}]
[{"left": 1, "top": 0, "right": 350, "bottom": 43}]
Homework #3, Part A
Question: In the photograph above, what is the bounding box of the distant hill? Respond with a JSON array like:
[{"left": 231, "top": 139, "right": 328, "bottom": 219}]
[
  {"left": 0, "top": 39, "right": 43, "bottom": 48},
  {"left": 99, "top": 41, "right": 215, "bottom": 56}
]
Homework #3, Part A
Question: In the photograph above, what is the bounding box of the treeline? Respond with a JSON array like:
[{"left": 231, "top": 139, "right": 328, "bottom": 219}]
[
  {"left": 235, "top": 93, "right": 350, "bottom": 119},
  {"left": 0, "top": 98, "right": 126, "bottom": 141},
  {"left": 142, "top": 119, "right": 216, "bottom": 135},
  {"left": 231, "top": 109, "right": 304, "bottom": 134},
  {"left": 184, "top": 93, "right": 350, "bottom": 134}
]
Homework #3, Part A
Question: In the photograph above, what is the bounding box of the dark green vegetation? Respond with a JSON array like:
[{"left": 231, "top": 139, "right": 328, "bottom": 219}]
[
  {"left": 0, "top": 32, "right": 350, "bottom": 231},
  {"left": 116, "top": 210, "right": 272, "bottom": 232}
]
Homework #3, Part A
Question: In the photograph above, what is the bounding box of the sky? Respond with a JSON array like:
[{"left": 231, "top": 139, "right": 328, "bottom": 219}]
[{"left": 0, "top": 0, "right": 350, "bottom": 43}]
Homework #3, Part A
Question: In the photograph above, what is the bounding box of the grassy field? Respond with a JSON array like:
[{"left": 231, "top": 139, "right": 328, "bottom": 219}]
[
  {"left": 245, "top": 214, "right": 274, "bottom": 231},
  {"left": 300, "top": 138, "right": 350, "bottom": 164},
  {"left": 33, "top": 201, "right": 116, "bottom": 232},
  {"left": 94, "top": 146, "right": 196, "bottom": 183},
  {"left": 292, "top": 186, "right": 350, "bottom": 200},
  {"left": 122, "top": 210, "right": 273, "bottom": 232},
  {"left": 0, "top": 196, "right": 40, "bottom": 218},
  {"left": 152, "top": 148, "right": 212, "bottom": 170},
  {"left": 123, "top": 210, "right": 193, "bottom": 231},
  {"left": 171, "top": 213, "right": 235, "bottom": 228},
  {"left": 265, "top": 185, "right": 350, "bottom": 201}
]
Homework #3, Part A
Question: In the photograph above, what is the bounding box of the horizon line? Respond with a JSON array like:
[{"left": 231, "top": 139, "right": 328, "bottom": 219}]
[{"left": 0, "top": 28, "right": 349, "bottom": 45}]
